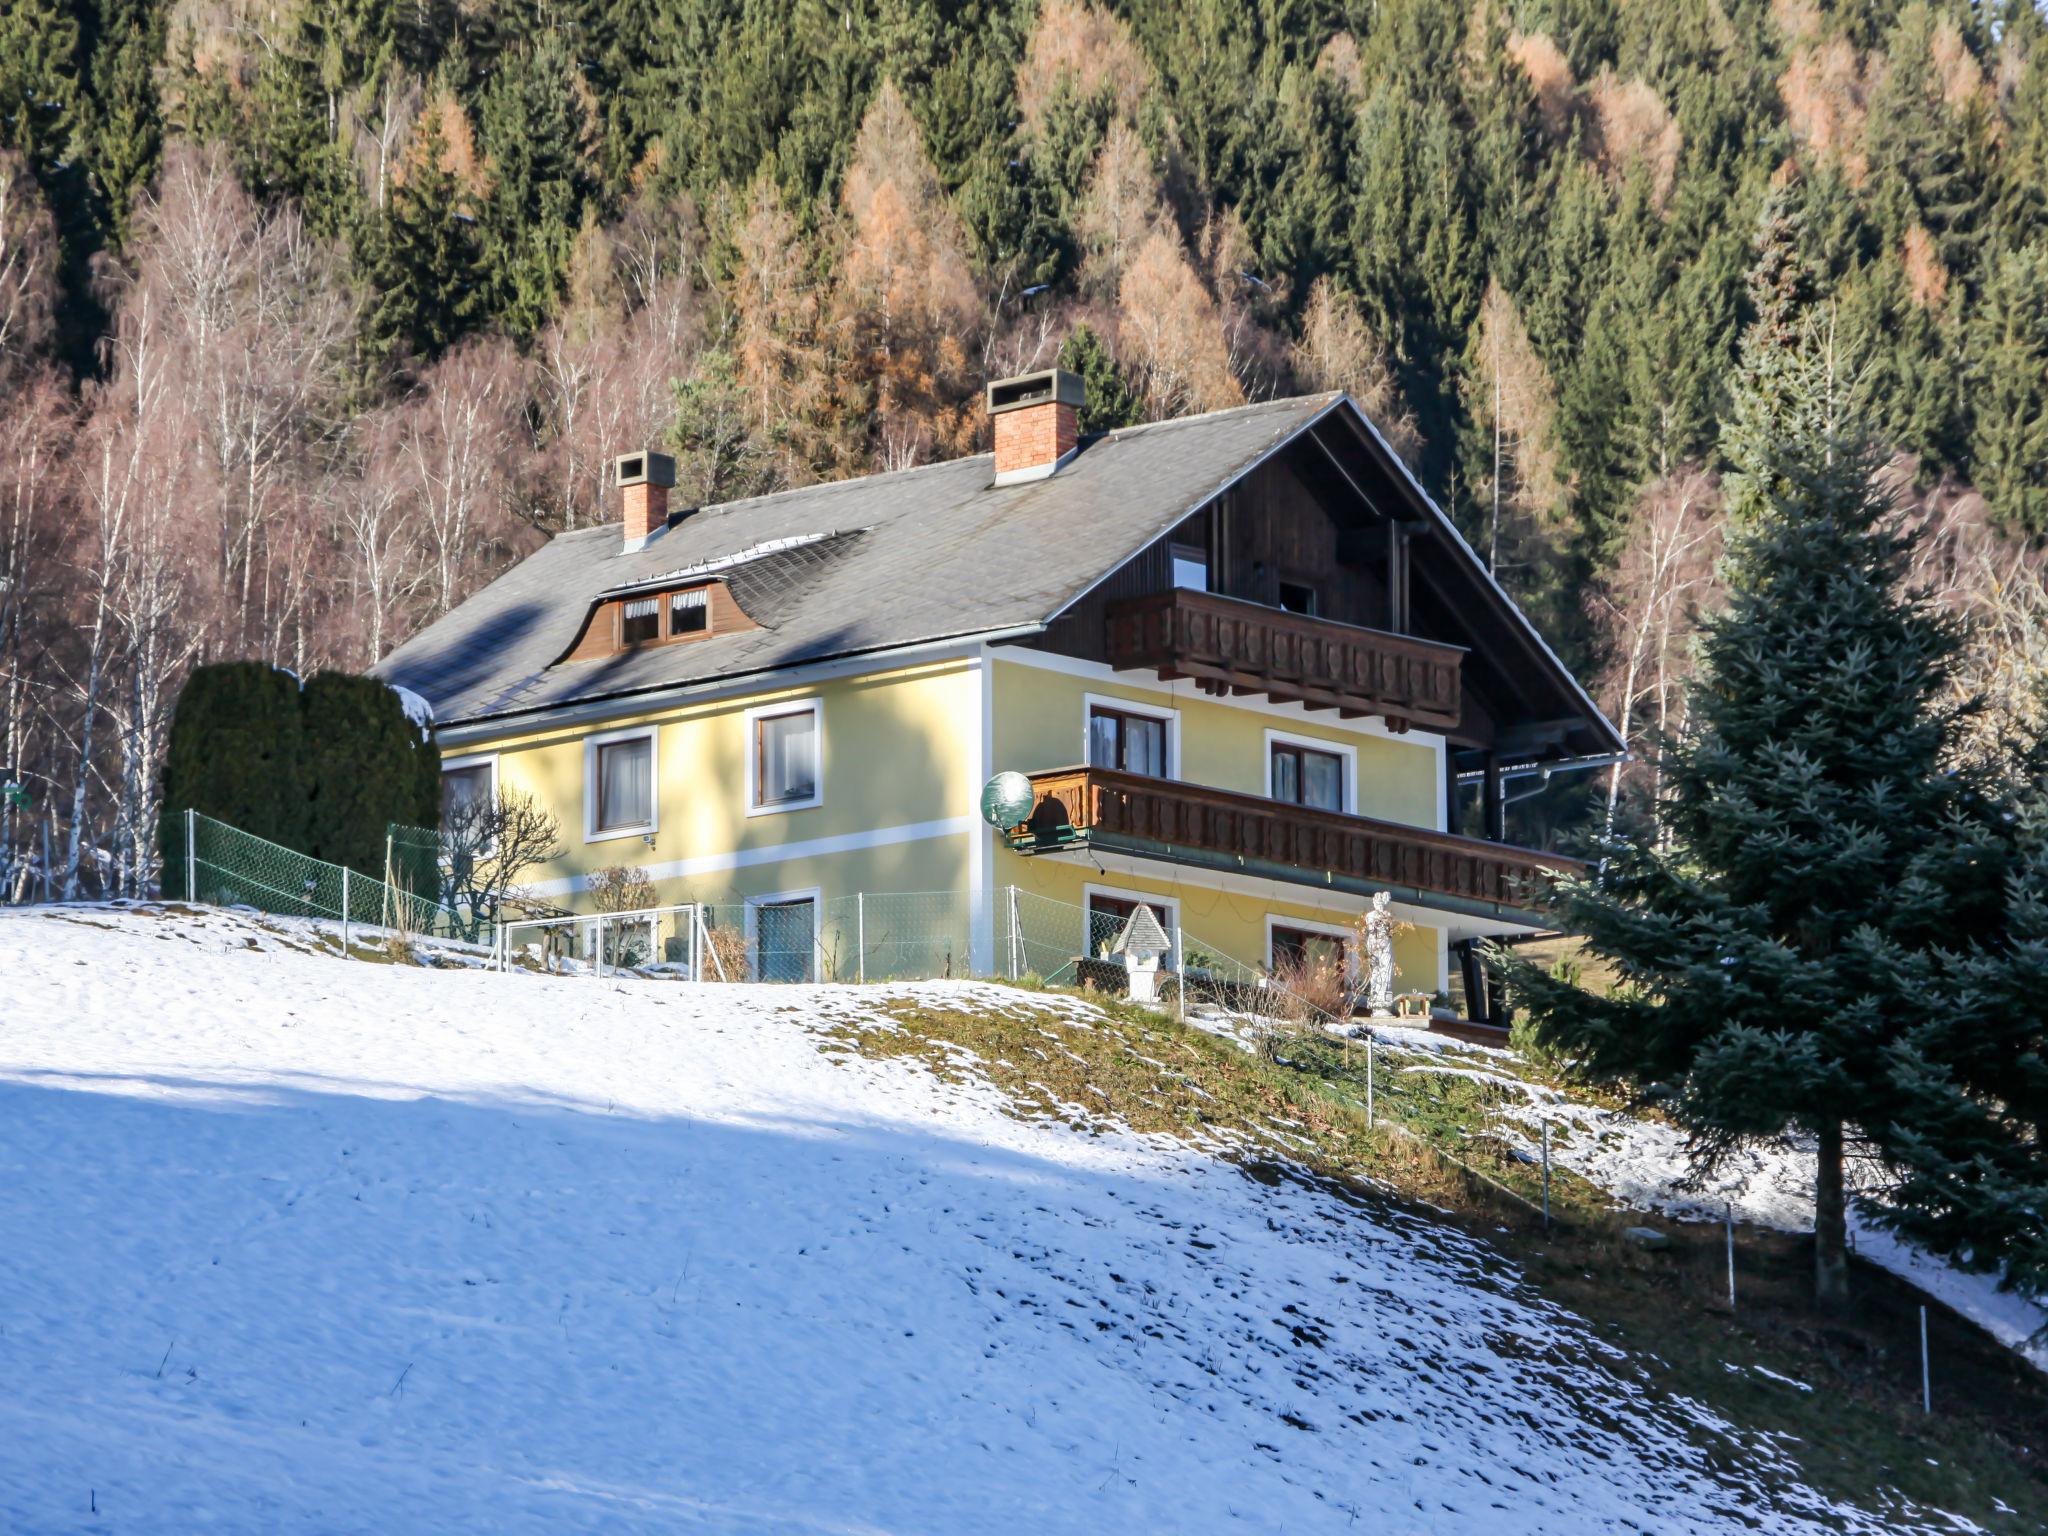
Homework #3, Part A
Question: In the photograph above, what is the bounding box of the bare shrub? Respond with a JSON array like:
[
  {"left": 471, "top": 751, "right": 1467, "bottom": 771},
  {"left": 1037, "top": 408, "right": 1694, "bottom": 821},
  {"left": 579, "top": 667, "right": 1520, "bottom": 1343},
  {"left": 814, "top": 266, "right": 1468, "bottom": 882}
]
[
  {"left": 589, "top": 864, "right": 656, "bottom": 914},
  {"left": 440, "top": 789, "right": 564, "bottom": 939}
]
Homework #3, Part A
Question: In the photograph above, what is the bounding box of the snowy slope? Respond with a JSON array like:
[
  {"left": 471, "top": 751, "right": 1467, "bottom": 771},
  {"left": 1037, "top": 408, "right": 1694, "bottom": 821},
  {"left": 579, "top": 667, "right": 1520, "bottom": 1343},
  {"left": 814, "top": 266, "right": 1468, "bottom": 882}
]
[
  {"left": 0, "top": 904, "right": 1976, "bottom": 1533},
  {"left": 1412, "top": 1021, "right": 2048, "bottom": 1375}
]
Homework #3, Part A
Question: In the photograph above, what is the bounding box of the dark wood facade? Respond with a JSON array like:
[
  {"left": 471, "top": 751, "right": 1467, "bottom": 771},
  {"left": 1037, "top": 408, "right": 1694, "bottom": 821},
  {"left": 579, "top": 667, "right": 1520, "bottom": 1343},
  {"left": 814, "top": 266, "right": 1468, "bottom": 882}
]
[
  {"left": 1021, "top": 407, "right": 1617, "bottom": 766},
  {"left": 1104, "top": 587, "right": 1464, "bottom": 732},
  {"left": 559, "top": 579, "right": 758, "bottom": 664}
]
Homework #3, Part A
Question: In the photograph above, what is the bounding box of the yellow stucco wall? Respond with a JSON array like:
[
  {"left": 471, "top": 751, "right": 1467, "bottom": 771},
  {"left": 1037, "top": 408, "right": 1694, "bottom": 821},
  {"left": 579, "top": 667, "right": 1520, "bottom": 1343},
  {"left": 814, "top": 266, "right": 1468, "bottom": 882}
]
[
  {"left": 995, "top": 844, "right": 1443, "bottom": 994},
  {"left": 449, "top": 658, "right": 978, "bottom": 907},
  {"left": 443, "top": 648, "right": 1450, "bottom": 991},
  {"left": 988, "top": 656, "right": 1442, "bottom": 827},
  {"left": 988, "top": 656, "right": 1445, "bottom": 993}
]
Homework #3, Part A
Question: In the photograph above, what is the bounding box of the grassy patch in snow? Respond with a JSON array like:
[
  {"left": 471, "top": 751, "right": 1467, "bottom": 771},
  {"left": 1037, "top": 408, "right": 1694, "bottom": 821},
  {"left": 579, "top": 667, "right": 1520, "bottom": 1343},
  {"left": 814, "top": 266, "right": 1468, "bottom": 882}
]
[{"left": 822, "top": 990, "right": 2048, "bottom": 1533}]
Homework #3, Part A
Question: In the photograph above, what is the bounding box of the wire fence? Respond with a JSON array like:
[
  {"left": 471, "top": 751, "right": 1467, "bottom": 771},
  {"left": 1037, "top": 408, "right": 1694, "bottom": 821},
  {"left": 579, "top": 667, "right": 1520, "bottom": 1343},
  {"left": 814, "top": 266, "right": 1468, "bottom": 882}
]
[
  {"left": 160, "top": 807, "right": 1394, "bottom": 1034},
  {"left": 170, "top": 809, "right": 481, "bottom": 945}
]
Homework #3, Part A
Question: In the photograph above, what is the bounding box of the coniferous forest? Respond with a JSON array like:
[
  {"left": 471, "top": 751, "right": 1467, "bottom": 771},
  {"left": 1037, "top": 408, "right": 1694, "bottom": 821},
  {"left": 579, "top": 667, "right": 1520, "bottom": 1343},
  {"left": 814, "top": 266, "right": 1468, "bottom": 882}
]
[{"left": 2, "top": 0, "right": 2047, "bottom": 896}]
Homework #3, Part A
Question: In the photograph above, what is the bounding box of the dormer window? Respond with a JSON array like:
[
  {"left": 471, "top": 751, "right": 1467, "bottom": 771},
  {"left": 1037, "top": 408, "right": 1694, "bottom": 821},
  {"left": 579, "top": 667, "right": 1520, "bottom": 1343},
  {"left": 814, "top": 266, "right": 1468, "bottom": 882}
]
[
  {"left": 671, "top": 588, "right": 708, "bottom": 635},
  {"left": 620, "top": 596, "right": 661, "bottom": 646}
]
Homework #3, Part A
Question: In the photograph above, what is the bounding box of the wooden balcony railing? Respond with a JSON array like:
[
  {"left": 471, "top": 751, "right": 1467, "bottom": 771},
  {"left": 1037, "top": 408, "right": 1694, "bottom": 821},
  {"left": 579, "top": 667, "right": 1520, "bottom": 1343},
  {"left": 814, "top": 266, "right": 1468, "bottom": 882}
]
[
  {"left": 1016, "top": 766, "right": 1582, "bottom": 914},
  {"left": 1105, "top": 588, "right": 1465, "bottom": 732}
]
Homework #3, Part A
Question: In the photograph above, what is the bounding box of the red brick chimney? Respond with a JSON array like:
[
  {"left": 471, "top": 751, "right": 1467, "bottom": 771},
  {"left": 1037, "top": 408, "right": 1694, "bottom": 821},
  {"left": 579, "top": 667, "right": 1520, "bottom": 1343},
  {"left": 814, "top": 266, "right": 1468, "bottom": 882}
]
[
  {"left": 988, "top": 369, "right": 1084, "bottom": 485},
  {"left": 616, "top": 450, "right": 677, "bottom": 551}
]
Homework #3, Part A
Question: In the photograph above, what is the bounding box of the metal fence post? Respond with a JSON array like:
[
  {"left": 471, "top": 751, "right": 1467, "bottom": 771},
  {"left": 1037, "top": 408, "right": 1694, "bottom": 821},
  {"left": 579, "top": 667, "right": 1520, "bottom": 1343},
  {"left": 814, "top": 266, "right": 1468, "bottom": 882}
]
[
  {"left": 595, "top": 914, "right": 605, "bottom": 979},
  {"left": 185, "top": 807, "right": 197, "bottom": 904},
  {"left": 1726, "top": 1203, "right": 1736, "bottom": 1309},
  {"left": 857, "top": 892, "right": 866, "bottom": 985},
  {"left": 341, "top": 867, "right": 350, "bottom": 957},
  {"left": 1921, "top": 1305, "right": 1932, "bottom": 1414},
  {"left": 1174, "top": 924, "right": 1184, "bottom": 1021},
  {"left": 1541, "top": 1119, "right": 1552, "bottom": 1232},
  {"left": 1366, "top": 1034, "right": 1375, "bottom": 1128},
  {"left": 1007, "top": 885, "right": 1021, "bottom": 979}
]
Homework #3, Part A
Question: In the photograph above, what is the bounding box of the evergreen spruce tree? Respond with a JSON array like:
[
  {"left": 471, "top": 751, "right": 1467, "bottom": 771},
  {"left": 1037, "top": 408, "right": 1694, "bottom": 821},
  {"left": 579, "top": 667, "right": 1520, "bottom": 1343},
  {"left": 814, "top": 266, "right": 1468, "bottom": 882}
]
[
  {"left": 362, "top": 105, "right": 484, "bottom": 368},
  {"left": 476, "top": 30, "right": 595, "bottom": 336},
  {"left": 1870, "top": 778, "right": 2048, "bottom": 1297},
  {"left": 1501, "top": 199, "right": 2009, "bottom": 1309},
  {"left": 668, "top": 348, "right": 780, "bottom": 507},
  {"left": 1057, "top": 324, "right": 1140, "bottom": 434},
  {"left": 1968, "top": 243, "right": 2048, "bottom": 536},
  {"left": 85, "top": 0, "right": 161, "bottom": 250}
]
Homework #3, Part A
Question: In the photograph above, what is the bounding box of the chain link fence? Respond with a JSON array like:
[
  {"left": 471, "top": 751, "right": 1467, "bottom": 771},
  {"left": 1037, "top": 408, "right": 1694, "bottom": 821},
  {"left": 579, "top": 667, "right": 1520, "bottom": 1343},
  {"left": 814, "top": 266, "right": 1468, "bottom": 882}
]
[
  {"left": 170, "top": 809, "right": 480, "bottom": 945},
  {"left": 164, "top": 808, "right": 1370, "bottom": 1032}
]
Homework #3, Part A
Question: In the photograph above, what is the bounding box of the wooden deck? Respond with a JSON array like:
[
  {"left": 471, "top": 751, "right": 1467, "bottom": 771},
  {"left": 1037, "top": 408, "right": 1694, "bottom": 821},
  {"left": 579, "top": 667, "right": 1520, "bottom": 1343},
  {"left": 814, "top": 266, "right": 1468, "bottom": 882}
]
[
  {"left": 1104, "top": 588, "right": 1466, "bottom": 732},
  {"left": 1013, "top": 765, "right": 1581, "bottom": 915}
]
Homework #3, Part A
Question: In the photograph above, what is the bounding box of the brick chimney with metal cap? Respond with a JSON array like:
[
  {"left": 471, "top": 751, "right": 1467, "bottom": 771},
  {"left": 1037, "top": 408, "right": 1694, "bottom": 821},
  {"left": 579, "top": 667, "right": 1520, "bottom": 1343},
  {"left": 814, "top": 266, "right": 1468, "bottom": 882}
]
[
  {"left": 616, "top": 450, "right": 677, "bottom": 551},
  {"left": 987, "top": 368, "right": 1084, "bottom": 486}
]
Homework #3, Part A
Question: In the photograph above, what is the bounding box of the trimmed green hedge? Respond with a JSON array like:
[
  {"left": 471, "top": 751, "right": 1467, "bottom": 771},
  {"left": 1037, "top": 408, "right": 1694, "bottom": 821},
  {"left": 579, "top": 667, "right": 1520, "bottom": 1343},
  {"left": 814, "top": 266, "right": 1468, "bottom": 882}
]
[{"left": 160, "top": 664, "right": 440, "bottom": 896}]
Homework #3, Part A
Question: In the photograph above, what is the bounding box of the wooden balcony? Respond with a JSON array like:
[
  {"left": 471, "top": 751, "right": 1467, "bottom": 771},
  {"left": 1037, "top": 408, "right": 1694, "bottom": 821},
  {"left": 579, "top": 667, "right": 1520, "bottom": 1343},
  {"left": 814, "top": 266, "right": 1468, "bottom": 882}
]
[
  {"left": 1105, "top": 588, "right": 1465, "bottom": 732},
  {"left": 1013, "top": 766, "right": 1582, "bottom": 919}
]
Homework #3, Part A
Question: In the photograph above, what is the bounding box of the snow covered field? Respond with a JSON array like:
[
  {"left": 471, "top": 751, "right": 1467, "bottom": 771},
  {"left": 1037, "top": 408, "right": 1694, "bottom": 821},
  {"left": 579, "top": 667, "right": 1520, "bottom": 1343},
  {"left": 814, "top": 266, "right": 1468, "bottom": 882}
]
[{"left": 0, "top": 904, "right": 1995, "bottom": 1532}]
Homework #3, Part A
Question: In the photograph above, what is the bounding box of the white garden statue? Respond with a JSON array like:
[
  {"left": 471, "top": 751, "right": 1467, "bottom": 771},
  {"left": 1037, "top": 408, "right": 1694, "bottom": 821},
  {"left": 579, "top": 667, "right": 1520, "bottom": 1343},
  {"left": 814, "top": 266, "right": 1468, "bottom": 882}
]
[{"left": 1362, "top": 891, "right": 1396, "bottom": 1017}]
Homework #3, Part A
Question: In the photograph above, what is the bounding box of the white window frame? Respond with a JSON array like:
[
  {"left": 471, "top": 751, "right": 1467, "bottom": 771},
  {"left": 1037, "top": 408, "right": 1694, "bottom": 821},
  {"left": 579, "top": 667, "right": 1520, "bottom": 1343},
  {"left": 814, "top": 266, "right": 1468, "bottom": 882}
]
[
  {"left": 743, "top": 886, "right": 824, "bottom": 979},
  {"left": 584, "top": 724, "right": 659, "bottom": 843},
  {"left": 1265, "top": 912, "right": 1358, "bottom": 975},
  {"left": 1082, "top": 882, "right": 1181, "bottom": 969},
  {"left": 745, "top": 697, "right": 824, "bottom": 817},
  {"left": 439, "top": 752, "right": 501, "bottom": 855},
  {"left": 1262, "top": 728, "right": 1358, "bottom": 815},
  {"left": 1081, "top": 692, "right": 1181, "bottom": 780},
  {"left": 439, "top": 752, "right": 499, "bottom": 812}
]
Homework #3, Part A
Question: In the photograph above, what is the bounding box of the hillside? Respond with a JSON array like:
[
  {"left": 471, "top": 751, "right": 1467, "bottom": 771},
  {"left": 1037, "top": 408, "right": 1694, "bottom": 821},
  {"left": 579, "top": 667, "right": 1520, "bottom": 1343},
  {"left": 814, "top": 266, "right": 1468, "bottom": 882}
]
[
  {"left": 0, "top": 902, "right": 2041, "bottom": 1532},
  {"left": 7, "top": 0, "right": 2048, "bottom": 895}
]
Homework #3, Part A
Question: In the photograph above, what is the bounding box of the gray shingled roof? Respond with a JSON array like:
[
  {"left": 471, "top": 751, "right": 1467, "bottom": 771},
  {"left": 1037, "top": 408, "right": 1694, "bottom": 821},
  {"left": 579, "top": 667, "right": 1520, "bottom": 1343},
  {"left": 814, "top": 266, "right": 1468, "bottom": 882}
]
[{"left": 376, "top": 393, "right": 1343, "bottom": 727}]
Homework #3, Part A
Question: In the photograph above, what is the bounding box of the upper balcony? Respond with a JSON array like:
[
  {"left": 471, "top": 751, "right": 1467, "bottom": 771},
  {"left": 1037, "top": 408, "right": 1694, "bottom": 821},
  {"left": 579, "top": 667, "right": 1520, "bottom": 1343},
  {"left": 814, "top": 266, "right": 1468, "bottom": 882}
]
[
  {"left": 1009, "top": 765, "right": 1582, "bottom": 923},
  {"left": 1104, "top": 588, "right": 1465, "bottom": 733}
]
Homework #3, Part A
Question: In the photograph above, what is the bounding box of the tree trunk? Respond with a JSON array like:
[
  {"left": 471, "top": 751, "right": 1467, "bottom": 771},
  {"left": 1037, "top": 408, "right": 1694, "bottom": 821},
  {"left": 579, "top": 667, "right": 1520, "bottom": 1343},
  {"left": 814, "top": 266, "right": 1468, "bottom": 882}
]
[{"left": 1814, "top": 1119, "right": 1850, "bottom": 1310}]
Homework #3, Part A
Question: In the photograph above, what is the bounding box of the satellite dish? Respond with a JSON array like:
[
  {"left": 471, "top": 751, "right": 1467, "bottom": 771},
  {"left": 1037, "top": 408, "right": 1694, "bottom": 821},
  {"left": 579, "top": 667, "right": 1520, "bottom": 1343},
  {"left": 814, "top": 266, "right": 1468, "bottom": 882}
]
[{"left": 980, "top": 771, "right": 1036, "bottom": 829}]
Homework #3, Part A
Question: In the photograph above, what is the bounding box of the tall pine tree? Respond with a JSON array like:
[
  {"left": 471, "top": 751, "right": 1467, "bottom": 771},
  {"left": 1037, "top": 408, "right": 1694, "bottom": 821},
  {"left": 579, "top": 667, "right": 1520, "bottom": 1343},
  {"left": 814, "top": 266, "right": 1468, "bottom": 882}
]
[{"left": 1501, "top": 196, "right": 2009, "bottom": 1309}]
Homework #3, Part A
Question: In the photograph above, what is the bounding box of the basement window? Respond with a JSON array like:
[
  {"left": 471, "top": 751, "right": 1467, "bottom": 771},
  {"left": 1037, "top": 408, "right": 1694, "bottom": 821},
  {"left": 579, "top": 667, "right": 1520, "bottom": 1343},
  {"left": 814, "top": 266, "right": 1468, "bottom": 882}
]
[
  {"left": 670, "top": 588, "right": 709, "bottom": 635},
  {"left": 620, "top": 596, "right": 660, "bottom": 646}
]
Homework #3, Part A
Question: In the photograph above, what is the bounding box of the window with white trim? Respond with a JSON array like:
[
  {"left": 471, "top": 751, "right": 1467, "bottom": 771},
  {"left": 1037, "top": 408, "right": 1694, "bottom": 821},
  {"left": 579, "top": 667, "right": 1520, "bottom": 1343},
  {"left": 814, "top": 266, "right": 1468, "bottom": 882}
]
[
  {"left": 594, "top": 735, "right": 653, "bottom": 833},
  {"left": 1088, "top": 704, "right": 1167, "bottom": 777},
  {"left": 750, "top": 702, "right": 821, "bottom": 812},
  {"left": 1271, "top": 739, "right": 1345, "bottom": 812},
  {"left": 440, "top": 761, "right": 494, "bottom": 821}
]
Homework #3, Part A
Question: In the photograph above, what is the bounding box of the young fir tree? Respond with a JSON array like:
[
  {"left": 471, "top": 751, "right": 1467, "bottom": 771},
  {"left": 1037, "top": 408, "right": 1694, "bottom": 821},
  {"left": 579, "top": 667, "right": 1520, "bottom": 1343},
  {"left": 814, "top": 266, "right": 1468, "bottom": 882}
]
[
  {"left": 1057, "top": 323, "right": 1140, "bottom": 434},
  {"left": 362, "top": 104, "right": 483, "bottom": 369},
  {"left": 1870, "top": 778, "right": 2048, "bottom": 1297},
  {"left": 1500, "top": 197, "right": 2010, "bottom": 1310}
]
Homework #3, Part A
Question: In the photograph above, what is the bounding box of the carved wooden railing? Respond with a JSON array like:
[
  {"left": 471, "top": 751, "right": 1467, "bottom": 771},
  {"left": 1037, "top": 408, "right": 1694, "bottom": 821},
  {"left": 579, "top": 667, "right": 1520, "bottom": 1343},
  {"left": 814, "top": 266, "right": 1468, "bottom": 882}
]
[
  {"left": 1018, "top": 766, "right": 1582, "bottom": 910},
  {"left": 1105, "top": 588, "right": 1465, "bottom": 732}
]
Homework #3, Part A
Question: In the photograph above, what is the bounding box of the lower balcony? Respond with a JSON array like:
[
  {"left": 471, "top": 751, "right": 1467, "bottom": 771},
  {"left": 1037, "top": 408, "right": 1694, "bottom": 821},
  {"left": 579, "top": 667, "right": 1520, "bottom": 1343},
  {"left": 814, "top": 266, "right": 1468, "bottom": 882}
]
[{"left": 1008, "top": 766, "right": 1582, "bottom": 923}]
